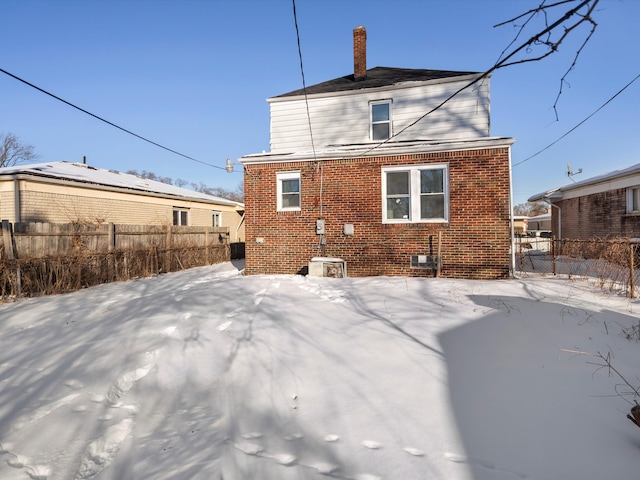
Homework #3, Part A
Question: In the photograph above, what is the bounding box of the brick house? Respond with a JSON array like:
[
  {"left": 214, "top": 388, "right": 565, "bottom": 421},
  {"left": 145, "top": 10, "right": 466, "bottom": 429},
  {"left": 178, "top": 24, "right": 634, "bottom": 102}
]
[
  {"left": 0, "top": 161, "right": 245, "bottom": 241},
  {"left": 529, "top": 163, "right": 640, "bottom": 240},
  {"left": 239, "top": 26, "right": 515, "bottom": 279}
]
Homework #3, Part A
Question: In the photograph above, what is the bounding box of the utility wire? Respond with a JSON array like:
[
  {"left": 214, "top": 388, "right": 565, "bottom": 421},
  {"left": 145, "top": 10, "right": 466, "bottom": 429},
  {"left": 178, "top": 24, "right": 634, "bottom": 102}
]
[
  {"left": 291, "top": 0, "right": 318, "bottom": 164},
  {"left": 0, "top": 66, "right": 225, "bottom": 170},
  {"left": 512, "top": 72, "right": 640, "bottom": 167}
]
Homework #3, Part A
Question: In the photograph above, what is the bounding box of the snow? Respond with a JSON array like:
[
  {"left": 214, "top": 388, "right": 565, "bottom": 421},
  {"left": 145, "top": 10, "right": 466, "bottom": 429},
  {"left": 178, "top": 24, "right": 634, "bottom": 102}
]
[
  {"left": 0, "top": 161, "right": 242, "bottom": 207},
  {"left": 1, "top": 262, "right": 639, "bottom": 479}
]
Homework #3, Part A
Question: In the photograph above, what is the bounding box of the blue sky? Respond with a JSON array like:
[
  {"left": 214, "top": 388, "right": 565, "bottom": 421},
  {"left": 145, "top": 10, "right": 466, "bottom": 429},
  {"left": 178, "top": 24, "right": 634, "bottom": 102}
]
[{"left": 1, "top": 0, "right": 639, "bottom": 205}]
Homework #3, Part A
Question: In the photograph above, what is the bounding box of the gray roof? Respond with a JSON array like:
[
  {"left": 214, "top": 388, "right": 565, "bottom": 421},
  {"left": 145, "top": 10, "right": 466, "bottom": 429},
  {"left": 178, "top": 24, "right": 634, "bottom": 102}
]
[
  {"left": 528, "top": 162, "right": 640, "bottom": 202},
  {"left": 0, "top": 161, "right": 243, "bottom": 207},
  {"left": 274, "top": 66, "right": 480, "bottom": 98}
]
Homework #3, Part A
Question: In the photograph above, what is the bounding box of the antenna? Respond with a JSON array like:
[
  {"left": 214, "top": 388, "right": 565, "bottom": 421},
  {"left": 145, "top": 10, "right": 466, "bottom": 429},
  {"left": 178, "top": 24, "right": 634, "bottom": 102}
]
[{"left": 566, "top": 163, "right": 582, "bottom": 182}]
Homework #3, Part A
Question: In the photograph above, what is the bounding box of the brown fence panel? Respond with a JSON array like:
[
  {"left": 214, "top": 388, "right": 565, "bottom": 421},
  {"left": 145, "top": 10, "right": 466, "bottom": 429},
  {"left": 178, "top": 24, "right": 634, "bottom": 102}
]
[{"left": 0, "top": 221, "right": 233, "bottom": 301}]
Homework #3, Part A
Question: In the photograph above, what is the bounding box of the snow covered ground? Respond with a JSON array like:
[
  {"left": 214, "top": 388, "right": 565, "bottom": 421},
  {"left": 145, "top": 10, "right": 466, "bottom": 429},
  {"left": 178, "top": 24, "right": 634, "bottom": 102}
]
[{"left": 1, "top": 261, "right": 639, "bottom": 480}]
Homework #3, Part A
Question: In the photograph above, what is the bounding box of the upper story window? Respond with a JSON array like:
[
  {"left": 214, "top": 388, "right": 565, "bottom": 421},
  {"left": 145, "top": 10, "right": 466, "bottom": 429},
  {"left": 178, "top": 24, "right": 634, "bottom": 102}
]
[
  {"left": 628, "top": 187, "right": 640, "bottom": 213},
  {"left": 277, "top": 171, "right": 301, "bottom": 211},
  {"left": 382, "top": 164, "right": 449, "bottom": 223},
  {"left": 212, "top": 211, "right": 222, "bottom": 227},
  {"left": 371, "top": 101, "right": 392, "bottom": 141},
  {"left": 173, "top": 208, "right": 189, "bottom": 226}
]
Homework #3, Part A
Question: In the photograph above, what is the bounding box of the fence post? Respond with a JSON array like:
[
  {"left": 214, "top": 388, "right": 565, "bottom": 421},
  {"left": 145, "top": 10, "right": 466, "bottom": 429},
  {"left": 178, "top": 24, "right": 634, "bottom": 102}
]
[
  {"left": 205, "top": 227, "right": 210, "bottom": 265},
  {"left": 2, "top": 220, "right": 21, "bottom": 297},
  {"left": 630, "top": 242, "right": 635, "bottom": 299},
  {"left": 552, "top": 237, "right": 557, "bottom": 276}
]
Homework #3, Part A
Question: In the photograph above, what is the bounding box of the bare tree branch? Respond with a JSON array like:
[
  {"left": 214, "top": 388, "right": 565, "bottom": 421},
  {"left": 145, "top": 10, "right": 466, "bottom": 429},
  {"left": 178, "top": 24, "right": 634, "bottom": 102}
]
[{"left": 0, "top": 132, "right": 40, "bottom": 167}]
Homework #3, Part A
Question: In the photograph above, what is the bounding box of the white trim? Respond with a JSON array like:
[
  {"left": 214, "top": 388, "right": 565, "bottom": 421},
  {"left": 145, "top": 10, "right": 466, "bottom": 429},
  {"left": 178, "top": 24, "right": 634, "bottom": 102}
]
[
  {"left": 381, "top": 163, "right": 449, "bottom": 223},
  {"left": 240, "top": 137, "right": 515, "bottom": 166},
  {"left": 276, "top": 171, "right": 301, "bottom": 211},
  {"left": 370, "top": 99, "right": 392, "bottom": 141}
]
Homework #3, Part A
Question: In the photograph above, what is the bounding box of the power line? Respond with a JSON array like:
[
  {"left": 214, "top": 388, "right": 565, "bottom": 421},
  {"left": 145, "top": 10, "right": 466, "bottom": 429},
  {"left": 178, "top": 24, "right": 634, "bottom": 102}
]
[
  {"left": 0, "top": 66, "right": 225, "bottom": 170},
  {"left": 512, "top": 72, "right": 640, "bottom": 167}
]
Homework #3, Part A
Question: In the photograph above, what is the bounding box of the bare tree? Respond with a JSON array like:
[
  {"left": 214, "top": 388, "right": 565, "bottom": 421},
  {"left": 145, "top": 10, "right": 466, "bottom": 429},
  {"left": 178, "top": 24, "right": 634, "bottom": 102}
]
[
  {"left": 513, "top": 201, "right": 549, "bottom": 216},
  {"left": 0, "top": 132, "right": 39, "bottom": 167}
]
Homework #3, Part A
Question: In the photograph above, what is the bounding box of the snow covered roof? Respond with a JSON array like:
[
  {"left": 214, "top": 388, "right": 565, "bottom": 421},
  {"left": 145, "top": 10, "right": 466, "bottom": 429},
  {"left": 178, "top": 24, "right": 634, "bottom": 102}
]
[
  {"left": 528, "top": 162, "right": 640, "bottom": 202},
  {"left": 0, "top": 161, "right": 243, "bottom": 208}
]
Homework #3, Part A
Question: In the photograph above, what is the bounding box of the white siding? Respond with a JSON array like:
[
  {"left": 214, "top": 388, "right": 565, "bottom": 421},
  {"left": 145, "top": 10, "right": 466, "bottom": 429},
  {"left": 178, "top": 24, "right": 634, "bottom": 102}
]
[{"left": 269, "top": 78, "right": 490, "bottom": 153}]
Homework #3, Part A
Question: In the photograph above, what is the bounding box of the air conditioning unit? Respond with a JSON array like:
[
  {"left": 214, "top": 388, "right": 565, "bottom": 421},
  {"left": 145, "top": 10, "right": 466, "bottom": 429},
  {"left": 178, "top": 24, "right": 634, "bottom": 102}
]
[{"left": 308, "top": 257, "right": 347, "bottom": 278}]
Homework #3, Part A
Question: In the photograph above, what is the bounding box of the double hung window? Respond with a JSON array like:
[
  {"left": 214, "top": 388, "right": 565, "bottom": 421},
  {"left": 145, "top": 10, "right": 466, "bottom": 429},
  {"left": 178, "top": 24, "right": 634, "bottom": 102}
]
[
  {"left": 371, "top": 101, "right": 391, "bottom": 141},
  {"left": 277, "top": 171, "right": 301, "bottom": 211},
  {"left": 173, "top": 208, "right": 189, "bottom": 226},
  {"left": 212, "top": 211, "right": 222, "bottom": 227},
  {"left": 382, "top": 164, "right": 448, "bottom": 223}
]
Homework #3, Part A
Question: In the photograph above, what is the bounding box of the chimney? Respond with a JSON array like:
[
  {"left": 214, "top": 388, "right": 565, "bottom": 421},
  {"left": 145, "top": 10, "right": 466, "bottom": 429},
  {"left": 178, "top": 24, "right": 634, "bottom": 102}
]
[{"left": 353, "top": 26, "right": 367, "bottom": 81}]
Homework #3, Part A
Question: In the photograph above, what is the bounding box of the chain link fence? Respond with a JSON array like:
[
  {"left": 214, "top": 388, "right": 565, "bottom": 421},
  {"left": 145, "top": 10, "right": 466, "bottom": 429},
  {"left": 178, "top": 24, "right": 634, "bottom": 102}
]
[{"left": 515, "top": 236, "right": 640, "bottom": 298}]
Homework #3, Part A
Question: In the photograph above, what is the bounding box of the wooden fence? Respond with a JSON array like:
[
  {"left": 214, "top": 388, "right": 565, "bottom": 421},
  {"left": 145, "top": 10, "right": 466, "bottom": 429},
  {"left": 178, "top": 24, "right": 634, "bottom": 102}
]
[{"left": 0, "top": 221, "right": 240, "bottom": 300}]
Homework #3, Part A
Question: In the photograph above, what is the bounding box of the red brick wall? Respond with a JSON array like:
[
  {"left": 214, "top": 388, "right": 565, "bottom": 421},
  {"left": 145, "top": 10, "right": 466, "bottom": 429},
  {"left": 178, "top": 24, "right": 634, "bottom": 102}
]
[
  {"left": 243, "top": 148, "right": 512, "bottom": 279},
  {"left": 555, "top": 189, "right": 640, "bottom": 240}
]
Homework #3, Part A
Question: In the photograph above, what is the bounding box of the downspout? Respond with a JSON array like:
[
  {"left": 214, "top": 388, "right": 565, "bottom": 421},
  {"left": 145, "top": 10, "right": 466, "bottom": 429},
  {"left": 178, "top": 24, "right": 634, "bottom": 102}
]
[
  {"left": 13, "top": 175, "right": 21, "bottom": 223},
  {"left": 508, "top": 149, "right": 516, "bottom": 278}
]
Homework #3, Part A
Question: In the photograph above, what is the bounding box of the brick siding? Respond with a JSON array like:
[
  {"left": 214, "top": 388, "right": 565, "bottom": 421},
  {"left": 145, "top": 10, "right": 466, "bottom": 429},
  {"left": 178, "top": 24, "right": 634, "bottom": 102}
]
[
  {"left": 244, "top": 147, "right": 512, "bottom": 279},
  {"left": 556, "top": 189, "right": 640, "bottom": 239}
]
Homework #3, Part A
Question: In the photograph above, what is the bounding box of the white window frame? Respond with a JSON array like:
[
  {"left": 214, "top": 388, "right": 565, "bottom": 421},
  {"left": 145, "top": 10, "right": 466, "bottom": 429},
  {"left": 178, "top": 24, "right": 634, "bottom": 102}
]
[
  {"left": 627, "top": 186, "right": 640, "bottom": 213},
  {"left": 277, "top": 171, "right": 301, "bottom": 212},
  {"left": 370, "top": 100, "right": 392, "bottom": 141},
  {"left": 381, "top": 164, "right": 449, "bottom": 223},
  {"left": 212, "top": 211, "right": 222, "bottom": 227},
  {"left": 173, "top": 208, "right": 189, "bottom": 226}
]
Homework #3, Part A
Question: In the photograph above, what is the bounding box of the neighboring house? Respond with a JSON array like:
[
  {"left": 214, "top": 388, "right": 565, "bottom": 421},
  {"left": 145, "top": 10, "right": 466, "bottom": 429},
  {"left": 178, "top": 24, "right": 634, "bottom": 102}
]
[
  {"left": 0, "top": 161, "right": 245, "bottom": 241},
  {"left": 527, "top": 213, "right": 551, "bottom": 233},
  {"left": 529, "top": 163, "right": 640, "bottom": 240},
  {"left": 239, "top": 26, "right": 515, "bottom": 279}
]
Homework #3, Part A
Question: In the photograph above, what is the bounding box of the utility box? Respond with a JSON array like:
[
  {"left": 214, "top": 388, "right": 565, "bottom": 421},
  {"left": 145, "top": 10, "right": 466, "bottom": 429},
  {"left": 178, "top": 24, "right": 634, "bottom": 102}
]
[{"left": 308, "top": 257, "right": 346, "bottom": 278}]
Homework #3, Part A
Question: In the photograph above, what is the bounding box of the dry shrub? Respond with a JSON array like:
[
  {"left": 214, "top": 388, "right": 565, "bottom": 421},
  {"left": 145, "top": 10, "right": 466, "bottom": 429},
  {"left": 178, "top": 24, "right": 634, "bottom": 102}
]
[{"left": 0, "top": 243, "right": 230, "bottom": 301}]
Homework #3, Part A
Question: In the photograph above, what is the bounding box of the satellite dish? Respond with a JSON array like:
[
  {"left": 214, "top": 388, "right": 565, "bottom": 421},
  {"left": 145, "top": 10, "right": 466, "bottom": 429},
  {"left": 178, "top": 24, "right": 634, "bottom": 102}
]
[{"left": 566, "top": 163, "right": 582, "bottom": 182}]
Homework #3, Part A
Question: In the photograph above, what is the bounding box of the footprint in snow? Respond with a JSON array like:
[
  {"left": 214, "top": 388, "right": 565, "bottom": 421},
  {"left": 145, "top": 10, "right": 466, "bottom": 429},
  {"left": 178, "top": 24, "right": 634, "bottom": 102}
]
[
  {"left": 25, "top": 464, "right": 50, "bottom": 480},
  {"left": 241, "top": 432, "right": 262, "bottom": 439},
  {"left": 323, "top": 434, "right": 340, "bottom": 442},
  {"left": 444, "top": 452, "right": 528, "bottom": 479},
  {"left": 105, "top": 364, "right": 154, "bottom": 405},
  {"left": 403, "top": 447, "right": 425, "bottom": 456},
  {"left": 273, "top": 453, "right": 296, "bottom": 466},
  {"left": 313, "top": 462, "right": 338, "bottom": 475},
  {"left": 233, "top": 442, "right": 263, "bottom": 456},
  {"left": 65, "top": 379, "right": 84, "bottom": 389},
  {"left": 361, "top": 440, "right": 382, "bottom": 449},
  {"left": 283, "top": 433, "right": 303, "bottom": 441},
  {"left": 354, "top": 475, "right": 382, "bottom": 480},
  {"left": 7, "top": 454, "right": 28, "bottom": 468},
  {"left": 218, "top": 321, "right": 233, "bottom": 332},
  {"left": 254, "top": 289, "right": 267, "bottom": 305},
  {"left": 75, "top": 418, "right": 133, "bottom": 479}
]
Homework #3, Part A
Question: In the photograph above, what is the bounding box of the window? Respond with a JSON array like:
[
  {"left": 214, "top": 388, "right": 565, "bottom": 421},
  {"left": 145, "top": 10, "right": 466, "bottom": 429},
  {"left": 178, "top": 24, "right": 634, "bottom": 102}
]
[
  {"left": 277, "top": 171, "right": 301, "bottom": 211},
  {"left": 628, "top": 187, "right": 640, "bottom": 213},
  {"left": 173, "top": 208, "right": 189, "bottom": 226},
  {"left": 371, "top": 101, "right": 391, "bottom": 141},
  {"left": 212, "top": 211, "right": 222, "bottom": 227},
  {"left": 382, "top": 164, "right": 448, "bottom": 223}
]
